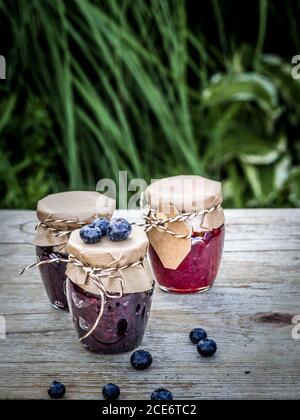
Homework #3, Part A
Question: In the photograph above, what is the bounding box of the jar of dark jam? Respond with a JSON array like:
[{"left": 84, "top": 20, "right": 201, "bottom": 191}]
[
  {"left": 33, "top": 191, "right": 115, "bottom": 310},
  {"left": 66, "top": 279, "right": 154, "bottom": 353},
  {"left": 35, "top": 246, "right": 68, "bottom": 309},
  {"left": 144, "top": 175, "right": 225, "bottom": 293},
  {"left": 65, "top": 226, "right": 154, "bottom": 353}
]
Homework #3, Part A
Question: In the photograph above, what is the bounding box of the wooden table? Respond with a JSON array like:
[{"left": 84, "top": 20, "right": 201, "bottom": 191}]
[{"left": 0, "top": 209, "right": 299, "bottom": 400}]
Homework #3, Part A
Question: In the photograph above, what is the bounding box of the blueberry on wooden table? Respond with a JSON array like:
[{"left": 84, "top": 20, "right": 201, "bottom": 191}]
[
  {"left": 197, "top": 338, "right": 217, "bottom": 357},
  {"left": 130, "top": 349, "right": 152, "bottom": 370},
  {"left": 151, "top": 388, "right": 173, "bottom": 400},
  {"left": 48, "top": 381, "right": 66, "bottom": 399},
  {"left": 189, "top": 327, "right": 207, "bottom": 344},
  {"left": 102, "top": 383, "right": 120, "bottom": 400}
]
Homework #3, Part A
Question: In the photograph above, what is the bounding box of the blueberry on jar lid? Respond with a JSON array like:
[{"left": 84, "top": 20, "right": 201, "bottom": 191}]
[
  {"left": 79, "top": 224, "right": 102, "bottom": 243},
  {"left": 130, "top": 349, "right": 152, "bottom": 370},
  {"left": 47, "top": 381, "right": 66, "bottom": 399},
  {"left": 102, "top": 383, "right": 120, "bottom": 400},
  {"left": 92, "top": 218, "right": 110, "bottom": 235},
  {"left": 197, "top": 338, "right": 217, "bottom": 357},
  {"left": 189, "top": 328, "right": 207, "bottom": 344},
  {"left": 106, "top": 218, "right": 132, "bottom": 241},
  {"left": 151, "top": 388, "right": 173, "bottom": 400}
]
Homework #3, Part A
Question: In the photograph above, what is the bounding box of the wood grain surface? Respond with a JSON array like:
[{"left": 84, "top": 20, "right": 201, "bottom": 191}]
[{"left": 0, "top": 209, "right": 299, "bottom": 400}]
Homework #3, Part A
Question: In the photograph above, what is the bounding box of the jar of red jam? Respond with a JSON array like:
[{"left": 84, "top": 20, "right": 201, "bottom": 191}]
[
  {"left": 33, "top": 191, "right": 115, "bottom": 309},
  {"left": 144, "top": 175, "right": 225, "bottom": 293},
  {"left": 65, "top": 226, "right": 154, "bottom": 353}
]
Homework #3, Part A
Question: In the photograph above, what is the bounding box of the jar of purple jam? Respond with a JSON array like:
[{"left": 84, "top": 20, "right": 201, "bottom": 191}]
[
  {"left": 35, "top": 246, "right": 69, "bottom": 309},
  {"left": 33, "top": 191, "right": 115, "bottom": 310},
  {"left": 65, "top": 226, "right": 154, "bottom": 353},
  {"left": 144, "top": 175, "right": 225, "bottom": 293}
]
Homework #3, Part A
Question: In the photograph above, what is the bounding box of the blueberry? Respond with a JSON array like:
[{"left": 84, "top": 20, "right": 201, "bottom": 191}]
[
  {"left": 151, "top": 388, "right": 173, "bottom": 400},
  {"left": 197, "top": 339, "right": 217, "bottom": 357},
  {"left": 47, "top": 381, "right": 66, "bottom": 399},
  {"left": 92, "top": 218, "right": 110, "bottom": 235},
  {"left": 189, "top": 328, "right": 207, "bottom": 344},
  {"left": 106, "top": 218, "right": 132, "bottom": 241},
  {"left": 102, "top": 383, "right": 120, "bottom": 400},
  {"left": 79, "top": 224, "right": 102, "bottom": 243},
  {"left": 130, "top": 350, "right": 152, "bottom": 370}
]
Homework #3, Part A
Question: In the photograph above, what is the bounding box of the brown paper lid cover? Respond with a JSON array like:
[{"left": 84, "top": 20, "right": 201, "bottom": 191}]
[
  {"left": 34, "top": 191, "right": 115, "bottom": 247},
  {"left": 144, "top": 175, "right": 223, "bottom": 214},
  {"left": 65, "top": 226, "right": 153, "bottom": 294}
]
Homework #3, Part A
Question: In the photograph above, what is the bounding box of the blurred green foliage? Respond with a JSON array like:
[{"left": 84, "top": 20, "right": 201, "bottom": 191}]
[{"left": 0, "top": 0, "right": 300, "bottom": 208}]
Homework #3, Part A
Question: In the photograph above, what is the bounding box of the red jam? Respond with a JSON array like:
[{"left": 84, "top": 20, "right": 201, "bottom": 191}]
[{"left": 148, "top": 226, "right": 224, "bottom": 293}]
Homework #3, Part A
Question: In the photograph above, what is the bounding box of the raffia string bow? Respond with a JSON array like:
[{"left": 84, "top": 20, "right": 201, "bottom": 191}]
[
  {"left": 20, "top": 254, "right": 145, "bottom": 342},
  {"left": 135, "top": 192, "right": 221, "bottom": 239},
  {"left": 38, "top": 198, "right": 221, "bottom": 240},
  {"left": 36, "top": 219, "right": 86, "bottom": 238},
  {"left": 141, "top": 205, "right": 221, "bottom": 238}
]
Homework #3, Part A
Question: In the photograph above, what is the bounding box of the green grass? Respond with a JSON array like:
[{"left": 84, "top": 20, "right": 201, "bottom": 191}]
[{"left": 0, "top": 0, "right": 300, "bottom": 208}]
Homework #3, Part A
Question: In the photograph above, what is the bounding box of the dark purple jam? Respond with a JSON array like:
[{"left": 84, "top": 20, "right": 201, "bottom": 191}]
[
  {"left": 148, "top": 226, "right": 225, "bottom": 293},
  {"left": 35, "top": 246, "right": 68, "bottom": 310},
  {"left": 66, "top": 279, "right": 154, "bottom": 354}
]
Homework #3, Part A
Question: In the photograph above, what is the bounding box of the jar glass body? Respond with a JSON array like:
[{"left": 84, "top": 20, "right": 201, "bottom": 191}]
[
  {"left": 66, "top": 278, "right": 154, "bottom": 354},
  {"left": 148, "top": 226, "right": 225, "bottom": 293},
  {"left": 35, "top": 246, "right": 68, "bottom": 310}
]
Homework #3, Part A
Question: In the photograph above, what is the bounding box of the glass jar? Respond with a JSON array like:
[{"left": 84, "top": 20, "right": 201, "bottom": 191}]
[
  {"left": 35, "top": 246, "right": 68, "bottom": 310},
  {"left": 66, "top": 279, "right": 154, "bottom": 354},
  {"left": 65, "top": 225, "right": 154, "bottom": 354},
  {"left": 144, "top": 175, "right": 225, "bottom": 294},
  {"left": 33, "top": 191, "right": 116, "bottom": 310},
  {"left": 149, "top": 226, "right": 225, "bottom": 293}
]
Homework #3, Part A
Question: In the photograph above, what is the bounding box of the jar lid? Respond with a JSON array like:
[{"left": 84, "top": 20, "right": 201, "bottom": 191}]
[
  {"left": 65, "top": 226, "right": 153, "bottom": 294},
  {"left": 37, "top": 191, "right": 115, "bottom": 228},
  {"left": 144, "top": 175, "right": 222, "bottom": 214},
  {"left": 33, "top": 191, "right": 115, "bottom": 248},
  {"left": 66, "top": 225, "right": 148, "bottom": 268}
]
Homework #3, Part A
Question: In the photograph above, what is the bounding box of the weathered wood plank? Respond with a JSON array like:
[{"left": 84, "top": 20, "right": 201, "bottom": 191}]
[
  {"left": 1, "top": 363, "right": 299, "bottom": 400},
  {"left": 0, "top": 210, "right": 36, "bottom": 244},
  {"left": 0, "top": 209, "right": 299, "bottom": 400},
  {"left": 0, "top": 318, "right": 299, "bottom": 400},
  {"left": 1, "top": 281, "right": 300, "bottom": 317},
  {"left": 1, "top": 209, "right": 300, "bottom": 252},
  {"left": 1, "top": 244, "right": 299, "bottom": 287}
]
